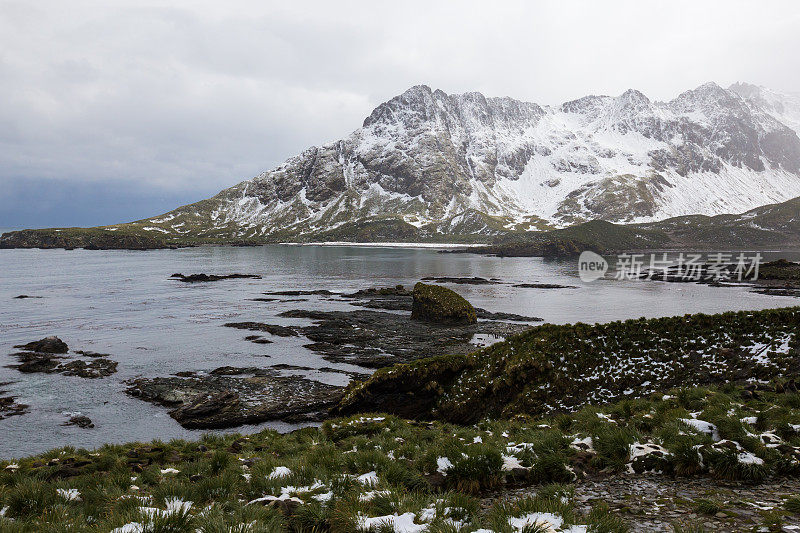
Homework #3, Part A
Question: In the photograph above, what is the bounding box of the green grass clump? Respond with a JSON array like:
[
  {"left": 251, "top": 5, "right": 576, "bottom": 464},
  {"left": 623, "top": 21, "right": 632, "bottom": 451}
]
[
  {"left": 693, "top": 498, "right": 723, "bottom": 515},
  {"left": 785, "top": 495, "right": 800, "bottom": 513}
]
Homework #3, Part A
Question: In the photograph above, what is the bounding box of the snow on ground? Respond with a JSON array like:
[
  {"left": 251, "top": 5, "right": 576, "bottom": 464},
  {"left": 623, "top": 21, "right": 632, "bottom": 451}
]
[
  {"left": 680, "top": 418, "right": 721, "bottom": 441},
  {"left": 267, "top": 466, "right": 292, "bottom": 479}
]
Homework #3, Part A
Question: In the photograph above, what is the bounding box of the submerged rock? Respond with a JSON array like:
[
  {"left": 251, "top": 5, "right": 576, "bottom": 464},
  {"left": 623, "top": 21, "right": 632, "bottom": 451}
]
[
  {"left": 421, "top": 276, "right": 499, "bottom": 285},
  {"left": 0, "top": 383, "right": 28, "bottom": 420},
  {"left": 8, "top": 352, "right": 118, "bottom": 378},
  {"left": 224, "top": 322, "right": 299, "bottom": 337},
  {"left": 58, "top": 359, "right": 118, "bottom": 378},
  {"left": 11, "top": 352, "right": 63, "bottom": 373},
  {"left": 64, "top": 415, "right": 94, "bottom": 429},
  {"left": 14, "top": 336, "right": 69, "bottom": 354},
  {"left": 512, "top": 283, "right": 577, "bottom": 289},
  {"left": 126, "top": 368, "right": 344, "bottom": 429},
  {"left": 262, "top": 289, "right": 336, "bottom": 296},
  {"left": 7, "top": 341, "right": 117, "bottom": 378},
  {"left": 170, "top": 273, "right": 261, "bottom": 283},
  {"left": 411, "top": 282, "right": 477, "bottom": 324}
]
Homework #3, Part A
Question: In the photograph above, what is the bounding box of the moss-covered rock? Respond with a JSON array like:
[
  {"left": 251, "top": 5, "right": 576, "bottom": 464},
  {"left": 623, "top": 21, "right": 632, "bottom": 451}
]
[
  {"left": 411, "top": 282, "right": 477, "bottom": 324},
  {"left": 333, "top": 353, "right": 471, "bottom": 419}
]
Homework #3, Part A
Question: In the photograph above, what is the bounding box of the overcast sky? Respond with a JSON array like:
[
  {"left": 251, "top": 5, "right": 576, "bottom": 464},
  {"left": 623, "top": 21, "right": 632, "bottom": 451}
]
[{"left": 1, "top": 0, "right": 799, "bottom": 228}]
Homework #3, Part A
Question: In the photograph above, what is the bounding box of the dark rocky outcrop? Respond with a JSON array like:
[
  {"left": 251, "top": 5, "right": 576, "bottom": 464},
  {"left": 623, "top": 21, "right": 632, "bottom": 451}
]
[
  {"left": 334, "top": 354, "right": 470, "bottom": 419},
  {"left": 57, "top": 359, "right": 118, "bottom": 378},
  {"left": 14, "top": 336, "right": 69, "bottom": 354},
  {"left": 262, "top": 289, "right": 336, "bottom": 296},
  {"left": 513, "top": 283, "right": 577, "bottom": 289},
  {"left": 8, "top": 352, "right": 117, "bottom": 378},
  {"left": 411, "top": 282, "right": 477, "bottom": 324},
  {"left": 11, "top": 352, "right": 63, "bottom": 373},
  {"left": 339, "top": 285, "right": 541, "bottom": 322},
  {"left": 7, "top": 339, "right": 117, "bottom": 379},
  {"left": 759, "top": 259, "right": 800, "bottom": 281},
  {"left": 277, "top": 308, "right": 529, "bottom": 368},
  {"left": 0, "top": 383, "right": 28, "bottom": 420}
]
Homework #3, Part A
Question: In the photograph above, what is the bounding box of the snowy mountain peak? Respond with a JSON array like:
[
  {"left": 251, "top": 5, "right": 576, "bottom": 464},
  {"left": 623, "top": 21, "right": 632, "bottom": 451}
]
[
  {"left": 729, "top": 82, "right": 800, "bottom": 135},
  {"left": 132, "top": 82, "right": 800, "bottom": 241}
]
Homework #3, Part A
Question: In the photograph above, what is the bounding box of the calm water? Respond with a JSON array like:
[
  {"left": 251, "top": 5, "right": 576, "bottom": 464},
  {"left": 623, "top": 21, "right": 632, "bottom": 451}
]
[{"left": 0, "top": 244, "right": 798, "bottom": 458}]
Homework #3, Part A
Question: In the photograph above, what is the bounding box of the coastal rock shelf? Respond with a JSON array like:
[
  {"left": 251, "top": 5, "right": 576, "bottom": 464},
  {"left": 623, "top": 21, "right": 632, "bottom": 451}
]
[
  {"left": 130, "top": 283, "right": 537, "bottom": 428},
  {"left": 274, "top": 309, "right": 530, "bottom": 368},
  {"left": 126, "top": 368, "right": 344, "bottom": 429}
]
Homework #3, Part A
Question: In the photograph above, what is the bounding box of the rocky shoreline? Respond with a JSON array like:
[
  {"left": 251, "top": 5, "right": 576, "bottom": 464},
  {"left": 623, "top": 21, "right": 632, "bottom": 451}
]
[
  {"left": 634, "top": 258, "right": 800, "bottom": 297},
  {"left": 4, "top": 280, "right": 800, "bottom": 531},
  {"left": 125, "top": 282, "right": 538, "bottom": 428}
]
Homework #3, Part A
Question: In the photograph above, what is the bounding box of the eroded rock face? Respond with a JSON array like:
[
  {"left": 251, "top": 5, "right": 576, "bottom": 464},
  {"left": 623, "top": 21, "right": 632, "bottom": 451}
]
[
  {"left": 411, "top": 282, "right": 477, "bottom": 325},
  {"left": 126, "top": 369, "right": 344, "bottom": 429}
]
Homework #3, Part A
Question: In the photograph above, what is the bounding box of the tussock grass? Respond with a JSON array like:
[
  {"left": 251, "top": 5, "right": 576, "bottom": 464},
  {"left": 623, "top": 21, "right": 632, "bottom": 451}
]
[{"left": 3, "top": 383, "right": 800, "bottom": 530}]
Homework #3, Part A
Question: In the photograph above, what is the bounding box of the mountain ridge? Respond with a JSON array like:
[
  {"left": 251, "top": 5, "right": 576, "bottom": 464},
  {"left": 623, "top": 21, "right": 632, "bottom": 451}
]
[{"left": 3, "top": 81, "right": 800, "bottom": 247}]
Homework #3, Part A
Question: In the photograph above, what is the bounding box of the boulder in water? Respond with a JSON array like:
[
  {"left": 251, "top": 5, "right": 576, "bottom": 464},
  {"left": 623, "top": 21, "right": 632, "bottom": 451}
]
[
  {"left": 411, "top": 282, "right": 477, "bottom": 325},
  {"left": 13, "top": 336, "right": 68, "bottom": 354}
]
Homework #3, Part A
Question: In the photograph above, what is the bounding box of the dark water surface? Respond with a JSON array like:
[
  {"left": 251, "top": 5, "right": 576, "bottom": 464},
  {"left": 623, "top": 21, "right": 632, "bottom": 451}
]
[{"left": 1, "top": 245, "right": 798, "bottom": 458}]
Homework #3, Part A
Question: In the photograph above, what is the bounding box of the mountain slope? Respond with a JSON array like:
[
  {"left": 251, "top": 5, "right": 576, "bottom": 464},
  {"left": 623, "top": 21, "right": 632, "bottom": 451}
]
[
  {"left": 4, "top": 82, "right": 800, "bottom": 246},
  {"left": 124, "top": 81, "right": 800, "bottom": 241},
  {"left": 476, "top": 195, "right": 800, "bottom": 257}
]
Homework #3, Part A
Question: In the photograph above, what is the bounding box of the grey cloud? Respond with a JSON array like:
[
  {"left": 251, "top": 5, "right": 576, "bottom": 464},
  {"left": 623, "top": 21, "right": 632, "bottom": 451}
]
[{"left": 1, "top": 0, "right": 799, "bottom": 226}]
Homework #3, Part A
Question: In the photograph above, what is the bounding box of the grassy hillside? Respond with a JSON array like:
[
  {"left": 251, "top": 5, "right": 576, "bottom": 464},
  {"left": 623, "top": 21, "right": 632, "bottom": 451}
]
[
  {"left": 3, "top": 307, "right": 800, "bottom": 531},
  {"left": 479, "top": 220, "right": 673, "bottom": 256},
  {"left": 336, "top": 307, "right": 800, "bottom": 422},
  {"left": 474, "top": 196, "right": 800, "bottom": 257},
  {"left": 5, "top": 382, "right": 800, "bottom": 531}
]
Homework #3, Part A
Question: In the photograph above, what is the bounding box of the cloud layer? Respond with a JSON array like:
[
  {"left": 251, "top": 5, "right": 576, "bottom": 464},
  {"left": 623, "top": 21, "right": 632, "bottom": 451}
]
[{"left": 1, "top": 0, "right": 799, "bottom": 227}]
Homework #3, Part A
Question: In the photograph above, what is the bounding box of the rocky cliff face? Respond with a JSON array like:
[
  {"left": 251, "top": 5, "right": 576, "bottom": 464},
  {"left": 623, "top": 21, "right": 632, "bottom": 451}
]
[{"left": 27, "top": 82, "right": 800, "bottom": 241}]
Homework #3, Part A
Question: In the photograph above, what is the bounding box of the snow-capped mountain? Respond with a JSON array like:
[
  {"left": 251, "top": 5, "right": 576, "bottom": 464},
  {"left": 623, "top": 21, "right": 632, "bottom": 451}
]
[{"left": 124, "top": 82, "right": 800, "bottom": 240}]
